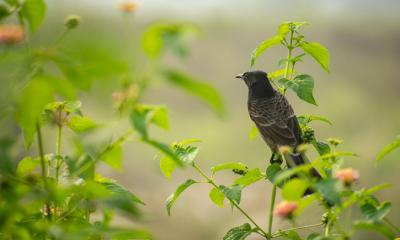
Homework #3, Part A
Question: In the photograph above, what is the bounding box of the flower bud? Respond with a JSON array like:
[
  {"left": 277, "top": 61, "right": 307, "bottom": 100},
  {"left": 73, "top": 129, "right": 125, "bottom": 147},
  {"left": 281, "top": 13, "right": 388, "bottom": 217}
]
[
  {"left": 328, "top": 138, "right": 342, "bottom": 147},
  {"left": 0, "top": 25, "right": 24, "bottom": 44},
  {"left": 279, "top": 146, "right": 292, "bottom": 155},
  {"left": 334, "top": 168, "right": 359, "bottom": 186},
  {"left": 274, "top": 201, "right": 298, "bottom": 218},
  {"left": 301, "top": 125, "right": 315, "bottom": 143},
  {"left": 64, "top": 15, "right": 81, "bottom": 29},
  {"left": 296, "top": 144, "right": 309, "bottom": 153}
]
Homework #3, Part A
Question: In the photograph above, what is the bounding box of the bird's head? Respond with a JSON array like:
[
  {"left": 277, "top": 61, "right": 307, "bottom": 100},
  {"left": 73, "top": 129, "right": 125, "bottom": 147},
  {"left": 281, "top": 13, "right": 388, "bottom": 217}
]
[{"left": 236, "top": 70, "right": 275, "bottom": 97}]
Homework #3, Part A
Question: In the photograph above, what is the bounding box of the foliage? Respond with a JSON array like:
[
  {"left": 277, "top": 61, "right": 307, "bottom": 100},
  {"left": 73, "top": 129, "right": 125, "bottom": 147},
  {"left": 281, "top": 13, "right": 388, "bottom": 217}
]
[{"left": 0, "top": 1, "right": 225, "bottom": 239}]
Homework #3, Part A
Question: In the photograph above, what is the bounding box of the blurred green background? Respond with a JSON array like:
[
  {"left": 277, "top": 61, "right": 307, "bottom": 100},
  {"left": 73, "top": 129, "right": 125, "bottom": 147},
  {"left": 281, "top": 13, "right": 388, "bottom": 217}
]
[{"left": 2, "top": 0, "right": 400, "bottom": 239}]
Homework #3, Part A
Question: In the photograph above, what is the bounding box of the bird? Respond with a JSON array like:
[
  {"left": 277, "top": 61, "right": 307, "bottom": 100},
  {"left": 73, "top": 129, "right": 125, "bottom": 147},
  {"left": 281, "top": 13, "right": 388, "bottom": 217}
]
[{"left": 236, "top": 70, "right": 320, "bottom": 179}]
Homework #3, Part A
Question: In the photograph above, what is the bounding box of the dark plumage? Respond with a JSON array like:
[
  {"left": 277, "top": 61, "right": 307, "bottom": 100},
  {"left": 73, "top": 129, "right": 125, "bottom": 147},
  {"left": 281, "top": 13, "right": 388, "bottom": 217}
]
[{"left": 236, "top": 70, "right": 320, "bottom": 179}]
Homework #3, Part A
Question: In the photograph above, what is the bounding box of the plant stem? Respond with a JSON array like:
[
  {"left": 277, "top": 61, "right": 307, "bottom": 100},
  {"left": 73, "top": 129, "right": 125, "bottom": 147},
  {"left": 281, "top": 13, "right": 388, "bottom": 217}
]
[
  {"left": 271, "top": 223, "right": 323, "bottom": 238},
  {"left": 36, "top": 122, "right": 52, "bottom": 220},
  {"left": 384, "top": 217, "right": 400, "bottom": 233},
  {"left": 192, "top": 163, "right": 269, "bottom": 238},
  {"left": 267, "top": 185, "right": 277, "bottom": 239},
  {"left": 324, "top": 221, "right": 330, "bottom": 236},
  {"left": 55, "top": 117, "right": 63, "bottom": 183},
  {"left": 283, "top": 29, "right": 294, "bottom": 80}
]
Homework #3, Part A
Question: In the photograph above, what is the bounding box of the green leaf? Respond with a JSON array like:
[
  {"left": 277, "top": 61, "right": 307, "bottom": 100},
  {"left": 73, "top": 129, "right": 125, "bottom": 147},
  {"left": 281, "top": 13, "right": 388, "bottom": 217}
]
[
  {"left": 223, "top": 223, "right": 253, "bottom": 240},
  {"left": 219, "top": 185, "right": 241, "bottom": 204},
  {"left": 166, "top": 179, "right": 197, "bottom": 216},
  {"left": 280, "top": 230, "right": 302, "bottom": 240},
  {"left": 67, "top": 116, "right": 98, "bottom": 133},
  {"left": 111, "top": 229, "right": 152, "bottom": 240},
  {"left": 300, "top": 41, "right": 330, "bottom": 72},
  {"left": 16, "top": 156, "right": 40, "bottom": 175},
  {"left": 14, "top": 77, "right": 54, "bottom": 148},
  {"left": 144, "top": 139, "right": 184, "bottom": 166},
  {"left": 162, "top": 69, "right": 225, "bottom": 116},
  {"left": 354, "top": 220, "right": 395, "bottom": 239},
  {"left": 250, "top": 35, "right": 282, "bottom": 66},
  {"left": 209, "top": 187, "right": 225, "bottom": 208},
  {"left": 296, "top": 193, "right": 318, "bottom": 216},
  {"left": 282, "top": 179, "right": 310, "bottom": 200},
  {"left": 130, "top": 104, "right": 169, "bottom": 138},
  {"left": 21, "top": 0, "right": 46, "bottom": 33},
  {"left": 0, "top": 5, "right": 10, "bottom": 20},
  {"left": 249, "top": 124, "right": 259, "bottom": 141},
  {"left": 376, "top": 135, "right": 400, "bottom": 162},
  {"left": 211, "top": 162, "right": 248, "bottom": 175},
  {"left": 316, "top": 179, "right": 341, "bottom": 206},
  {"left": 360, "top": 201, "right": 391, "bottom": 221},
  {"left": 306, "top": 233, "right": 321, "bottom": 240},
  {"left": 266, "top": 163, "right": 283, "bottom": 183},
  {"left": 234, "top": 168, "right": 263, "bottom": 187},
  {"left": 297, "top": 114, "right": 332, "bottom": 126},
  {"left": 173, "top": 144, "right": 199, "bottom": 165},
  {"left": 365, "top": 183, "right": 393, "bottom": 195},
  {"left": 100, "top": 145, "right": 123, "bottom": 171},
  {"left": 100, "top": 181, "right": 145, "bottom": 205},
  {"left": 160, "top": 156, "right": 177, "bottom": 179},
  {"left": 278, "top": 75, "right": 317, "bottom": 105},
  {"left": 312, "top": 140, "right": 331, "bottom": 156}
]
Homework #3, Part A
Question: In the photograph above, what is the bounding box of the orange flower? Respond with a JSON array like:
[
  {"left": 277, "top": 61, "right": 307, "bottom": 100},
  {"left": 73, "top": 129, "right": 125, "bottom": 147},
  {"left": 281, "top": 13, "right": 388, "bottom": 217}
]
[
  {"left": 274, "top": 201, "right": 298, "bottom": 218},
  {"left": 0, "top": 25, "right": 24, "bottom": 44},
  {"left": 334, "top": 168, "right": 359, "bottom": 186},
  {"left": 119, "top": 1, "right": 139, "bottom": 13}
]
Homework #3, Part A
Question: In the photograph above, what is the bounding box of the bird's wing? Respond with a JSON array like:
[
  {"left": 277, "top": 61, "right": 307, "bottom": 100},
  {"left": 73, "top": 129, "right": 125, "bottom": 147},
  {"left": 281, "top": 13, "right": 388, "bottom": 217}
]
[{"left": 249, "top": 94, "right": 302, "bottom": 147}]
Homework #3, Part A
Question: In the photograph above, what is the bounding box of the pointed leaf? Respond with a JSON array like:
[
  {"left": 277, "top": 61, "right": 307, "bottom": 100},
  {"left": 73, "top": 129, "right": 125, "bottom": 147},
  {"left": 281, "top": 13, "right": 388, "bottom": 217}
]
[
  {"left": 282, "top": 179, "right": 310, "bottom": 200},
  {"left": 278, "top": 75, "right": 317, "bottom": 105},
  {"left": 211, "top": 162, "right": 248, "bottom": 175},
  {"left": 160, "top": 156, "right": 177, "bottom": 179},
  {"left": 223, "top": 223, "right": 253, "bottom": 240},
  {"left": 219, "top": 185, "right": 241, "bottom": 204},
  {"left": 250, "top": 35, "right": 282, "bottom": 66},
  {"left": 21, "top": 0, "right": 46, "bottom": 33},
  {"left": 300, "top": 41, "right": 330, "bottom": 72},
  {"left": 234, "top": 168, "right": 263, "bottom": 187},
  {"left": 166, "top": 179, "right": 197, "bottom": 215},
  {"left": 376, "top": 135, "right": 400, "bottom": 162},
  {"left": 354, "top": 221, "right": 395, "bottom": 239},
  {"left": 209, "top": 187, "right": 225, "bottom": 208}
]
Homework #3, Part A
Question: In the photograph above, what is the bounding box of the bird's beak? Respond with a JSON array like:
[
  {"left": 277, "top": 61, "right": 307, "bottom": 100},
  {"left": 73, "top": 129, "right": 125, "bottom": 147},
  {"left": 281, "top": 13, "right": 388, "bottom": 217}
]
[{"left": 235, "top": 73, "right": 244, "bottom": 79}]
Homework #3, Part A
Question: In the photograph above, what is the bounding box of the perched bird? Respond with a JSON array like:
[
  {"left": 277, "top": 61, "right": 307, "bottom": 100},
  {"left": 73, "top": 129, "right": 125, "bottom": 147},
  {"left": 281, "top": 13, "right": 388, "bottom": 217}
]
[{"left": 236, "top": 70, "right": 320, "bottom": 179}]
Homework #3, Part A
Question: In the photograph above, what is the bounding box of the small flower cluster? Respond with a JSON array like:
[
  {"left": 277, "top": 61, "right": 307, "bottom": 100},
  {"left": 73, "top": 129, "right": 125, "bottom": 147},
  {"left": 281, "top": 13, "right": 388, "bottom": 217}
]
[
  {"left": 301, "top": 125, "right": 315, "bottom": 143},
  {"left": 118, "top": 1, "right": 139, "bottom": 13},
  {"left": 0, "top": 25, "right": 24, "bottom": 44},
  {"left": 334, "top": 168, "right": 359, "bottom": 187},
  {"left": 274, "top": 201, "right": 298, "bottom": 219}
]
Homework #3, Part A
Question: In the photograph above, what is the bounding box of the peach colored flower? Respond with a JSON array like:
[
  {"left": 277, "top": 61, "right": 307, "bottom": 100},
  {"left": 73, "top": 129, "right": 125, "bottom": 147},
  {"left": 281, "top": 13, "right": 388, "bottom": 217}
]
[
  {"left": 0, "top": 25, "right": 24, "bottom": 44},
  {"left": 274, "top": 201, "right": 298, "bottom": 218},
  {"left": 118, "top": 1, "right": 139, "bottom": 13},
  {"left": 334, "top": 168, "right": 359, "bottom": 185}
]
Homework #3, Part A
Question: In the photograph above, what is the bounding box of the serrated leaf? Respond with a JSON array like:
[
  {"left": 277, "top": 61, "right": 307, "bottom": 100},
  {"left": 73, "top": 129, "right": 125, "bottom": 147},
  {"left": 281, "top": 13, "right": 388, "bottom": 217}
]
[
  {"left": 376, "top": 135, "right": 400, "bottom": 162},
  {"left": 249, "top": 124, "right": 259, "bottom": 141},
  {"left": 300, "top": 41, "right": 330, "bottom": 72},
  {"left": 250, "top": 35, "right": 282, "bottom": 66},
  {"left": 354, "top": 220, "right": 395, "bottom": 239},
  {"left": 211, "top": 162, "right": 248, "bottom": 175},
  {"left": 282, "top": 179, "right": 310, "bottom": 200},
  {"left": 68, "top": 116, "right": 98, "bottom": 133},
  {"left": 160, "top": 156, "right": 177, "bottom": 179},
  {"left": 209, "top": 187, "right": 225, "bottom": 208},
  {"left": 278, "top": 75, "right": 317, "bottom": 105},
  {"left": 130, "top": 104, "right": 169, "bottom": 138},
  {"left": 223, "top": 223, "right": 252, "bottom": 240},
  {"left": 234, "top": 168, "right": 263, "bottom": 187},
  {"left": 21, "top": 0, "right": 46, "bottom": 33},
  {"left": 316, "top": 179, "right": 341, "bottom": 206},
  {"left": 312, "top": 140, "right": 331, "bottom": 156},
  {"left": 166, "top": 179, "right": 197, "bottom": 216},
  {"left": 173, "top": 144, "right": 199, "bottom": 165},
  {"left": 219, "top": 185, "right": 241, "bottom": 204},
  {"left": 360, "top": 201, "right": 391, "bottom": 221},
  {"left": 162, "top": 69, "right": 225, "bottom": 117},
  {"left": 144, "top": 139, "right": 184, "bottom": 166},
  {"left": 100, "top": 181, "right": 145, "bottom": 205}
]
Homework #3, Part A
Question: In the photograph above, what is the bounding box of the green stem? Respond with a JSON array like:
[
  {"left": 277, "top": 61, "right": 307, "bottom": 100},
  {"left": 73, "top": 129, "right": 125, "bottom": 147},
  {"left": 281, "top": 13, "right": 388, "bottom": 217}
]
[
  {"left": 36, "top": 122, "right": 52, "bottom": 220},
  {"left": 384, "top": 217, "right": 400, "bottom": 233},
  {"left": 55, "top": 120, "right": 62, "bottom": 184},
  {"left": 324, "top": 221, "right": 330, "bottom": 236},
  {"left": 283, "top": 29, "right": 294, "bottom": 80},
  {"left": 271, "top": 223, "right": 323, "bottom": 238},
  {"left": 267, "top": 185, "right": 277, "bottom": 239},
  {"left": 192, "top": 163, "right": 269, "bottom": 238}
]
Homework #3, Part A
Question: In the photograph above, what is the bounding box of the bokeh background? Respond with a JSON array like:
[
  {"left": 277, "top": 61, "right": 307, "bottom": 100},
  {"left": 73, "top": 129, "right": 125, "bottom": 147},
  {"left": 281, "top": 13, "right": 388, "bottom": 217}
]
[{"left": 3, "top": 0, "right": 400, "bottom": 239}]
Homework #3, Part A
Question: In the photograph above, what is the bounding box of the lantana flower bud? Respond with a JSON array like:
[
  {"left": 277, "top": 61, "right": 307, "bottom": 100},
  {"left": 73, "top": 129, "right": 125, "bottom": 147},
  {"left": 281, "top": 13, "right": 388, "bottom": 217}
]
[
  {"left": 334, "top": 168, "right": 359, "bottom": 186},
  {"left": 119, "top": 1, "right": 139, "bottom": 13},
  {"left": 274, "top": 201, "right": 298, "bottom": 218},
  {"left": 0, "top": 25, "right": 24, "bottom": 44}
]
